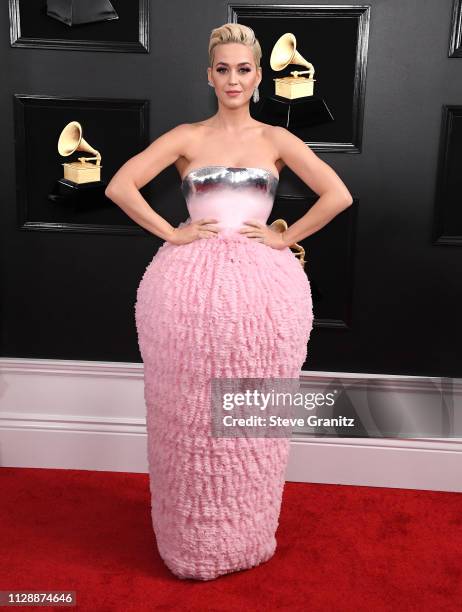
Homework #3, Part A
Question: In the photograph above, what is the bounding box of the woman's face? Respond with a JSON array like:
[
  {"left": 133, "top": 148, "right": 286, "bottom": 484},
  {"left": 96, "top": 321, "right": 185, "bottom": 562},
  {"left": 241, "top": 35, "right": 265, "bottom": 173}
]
[{"left": 208, "top": 43, "right": 262, "bottom": 107}]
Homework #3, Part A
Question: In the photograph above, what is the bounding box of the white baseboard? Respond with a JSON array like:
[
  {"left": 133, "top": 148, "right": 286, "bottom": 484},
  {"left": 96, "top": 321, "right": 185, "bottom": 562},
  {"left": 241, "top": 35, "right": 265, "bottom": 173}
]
[
  {"left": 0, "top": 358, "right": 460, "bottom": 492},
  {"left": 287, "top": 436, "right": 462, "bottom": 492}
]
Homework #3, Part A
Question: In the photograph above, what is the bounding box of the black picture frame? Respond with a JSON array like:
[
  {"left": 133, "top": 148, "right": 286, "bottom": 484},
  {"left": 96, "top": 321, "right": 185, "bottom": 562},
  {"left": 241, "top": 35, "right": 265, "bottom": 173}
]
[
  {"left": 13, "top": 94, "right": 150, "bottom": 235},
  {"left": 271, "top": 192, "right": 358, "bottom": 329},
  {"left": 9, "top": 0, "right": 149, "bottom": 53},
  {"left": 432, "top": 105, "right": 462, "bottom": 246},
  {"left": 228, "top": 3, "right": 370, "bottom": 152}
]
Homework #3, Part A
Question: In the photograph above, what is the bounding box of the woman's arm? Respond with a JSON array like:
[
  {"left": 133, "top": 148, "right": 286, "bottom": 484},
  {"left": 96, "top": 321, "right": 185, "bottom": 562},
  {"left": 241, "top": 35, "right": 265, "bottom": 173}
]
[
  {"left": 104, "top": 123, "right": 191, "bottom": 240},
  {"left": 271, "top": 127, "right": 354, "bottom": 246}
]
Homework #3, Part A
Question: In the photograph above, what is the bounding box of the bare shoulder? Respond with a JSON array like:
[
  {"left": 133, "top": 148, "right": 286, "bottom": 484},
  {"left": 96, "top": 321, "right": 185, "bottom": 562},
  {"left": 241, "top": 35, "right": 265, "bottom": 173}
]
[
  {"left": 259, "top": 123, "right": 307, "bottom": 153},
  {"left": 256, "top": 123, "right": 303, "bottom": 170},
  {"left": 149, "top": 122, "right": 205, "bottom": 160},
  {"left": 157, "top": 120, "right": 208, "bottom": 139},
  {"left": 251, "top": 121, "right": 278, "bottom": 138},
  {"left": 262, "top": 125, "right": 353, "bottom": 203},
  {"left": 265, "top": 126, "right": 321, "bottom": 168},
  {"left": 170, "top": 121, "right": 209, "bottom": 144},
  {"left": 159, "top": 122, "right": 196, "bottom": 142},
  {"left": 264, "top": 125, "right": 307, "bottom": 148},
  {"left": 181, "top": 119, "right": 213, "bottom": 132}
]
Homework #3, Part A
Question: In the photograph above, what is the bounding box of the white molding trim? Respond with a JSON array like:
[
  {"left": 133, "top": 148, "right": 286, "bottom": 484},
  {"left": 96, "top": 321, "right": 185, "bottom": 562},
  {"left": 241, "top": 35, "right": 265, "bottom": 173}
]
[{"left": 0, "top": 358, "right": 461, "bottom": 492}]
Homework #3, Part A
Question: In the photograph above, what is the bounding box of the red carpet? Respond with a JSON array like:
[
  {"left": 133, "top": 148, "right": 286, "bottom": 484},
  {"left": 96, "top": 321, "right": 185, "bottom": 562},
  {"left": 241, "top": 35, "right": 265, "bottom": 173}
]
[{"left": 1, "top": 467, "right": 461, "bottom": 611}]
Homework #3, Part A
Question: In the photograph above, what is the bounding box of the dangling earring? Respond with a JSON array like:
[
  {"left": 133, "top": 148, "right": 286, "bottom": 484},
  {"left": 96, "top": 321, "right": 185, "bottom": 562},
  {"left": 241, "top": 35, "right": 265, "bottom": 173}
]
[
  {"left": 208, "top": 81, "right": 214, "bottom": 87},
  {"left": 252, "top": 86, "right": 260, "bottom": 103}
]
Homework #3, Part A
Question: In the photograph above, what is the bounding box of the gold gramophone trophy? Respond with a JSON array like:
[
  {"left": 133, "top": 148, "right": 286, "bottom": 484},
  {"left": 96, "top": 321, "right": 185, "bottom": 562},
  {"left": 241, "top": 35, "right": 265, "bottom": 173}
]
[
  {"left": 255, "top": 32, "right": 333, "bottom": 129},
  {"left": 58, "top": 120, "right": 102, "bottom": 185},
  {"left": 270, "top": 33, "right": 316, "bottom": 100},
  {"left": 269, "top": 218, "right": 306, "bottom": 268},
  {"left": 48, "top": 120, "right": 107, "bottom": 205}
]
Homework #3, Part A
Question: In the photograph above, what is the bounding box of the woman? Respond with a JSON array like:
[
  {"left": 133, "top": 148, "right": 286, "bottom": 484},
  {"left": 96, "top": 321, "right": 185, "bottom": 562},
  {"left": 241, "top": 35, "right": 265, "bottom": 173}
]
[{"left": 105, "top": 23, "right": 353, "bottom": 581}]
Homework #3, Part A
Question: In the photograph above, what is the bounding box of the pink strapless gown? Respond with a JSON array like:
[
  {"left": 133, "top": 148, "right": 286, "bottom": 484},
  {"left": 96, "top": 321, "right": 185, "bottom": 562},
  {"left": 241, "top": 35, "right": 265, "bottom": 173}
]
[{"left": 135, "top": 166, "right": 314, "bottom": 580}]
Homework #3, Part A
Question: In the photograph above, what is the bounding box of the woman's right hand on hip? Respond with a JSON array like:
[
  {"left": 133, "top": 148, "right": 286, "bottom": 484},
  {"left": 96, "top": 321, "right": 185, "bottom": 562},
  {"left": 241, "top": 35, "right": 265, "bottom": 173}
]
[{"left": 167, "top": 218, "right": 220, "bottom": 245}]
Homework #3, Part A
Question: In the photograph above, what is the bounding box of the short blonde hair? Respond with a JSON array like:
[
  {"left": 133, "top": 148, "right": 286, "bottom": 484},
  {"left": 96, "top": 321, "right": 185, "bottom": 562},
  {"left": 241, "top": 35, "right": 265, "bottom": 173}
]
[{"left": 208, "top": 23, "right": 262, "bottom": 69}]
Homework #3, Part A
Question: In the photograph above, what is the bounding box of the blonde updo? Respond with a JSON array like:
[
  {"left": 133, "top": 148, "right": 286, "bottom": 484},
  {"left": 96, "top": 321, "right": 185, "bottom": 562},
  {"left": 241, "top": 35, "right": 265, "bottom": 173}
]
[{"left": 208, "top": 23, "right": 262, "bottom": 69}]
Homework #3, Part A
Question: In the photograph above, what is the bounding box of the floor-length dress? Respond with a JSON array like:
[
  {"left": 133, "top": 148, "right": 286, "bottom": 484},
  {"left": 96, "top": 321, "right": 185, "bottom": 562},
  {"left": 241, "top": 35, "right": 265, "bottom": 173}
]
[{"left": 135, "top": 166, "right": 314, "bottom": 580}]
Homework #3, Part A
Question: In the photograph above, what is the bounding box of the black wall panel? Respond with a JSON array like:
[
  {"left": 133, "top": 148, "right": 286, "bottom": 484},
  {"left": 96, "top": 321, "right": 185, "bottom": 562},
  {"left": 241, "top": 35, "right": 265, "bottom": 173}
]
[{"left": 1, "top": 1, "right": 461, "bottom": 377}]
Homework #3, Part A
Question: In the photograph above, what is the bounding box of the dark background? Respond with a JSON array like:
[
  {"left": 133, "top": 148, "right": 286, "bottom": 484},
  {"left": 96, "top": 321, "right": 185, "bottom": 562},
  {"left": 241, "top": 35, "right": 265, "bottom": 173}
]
[{"left": 1, "top": 1, "right": 461, "bottom": 377}]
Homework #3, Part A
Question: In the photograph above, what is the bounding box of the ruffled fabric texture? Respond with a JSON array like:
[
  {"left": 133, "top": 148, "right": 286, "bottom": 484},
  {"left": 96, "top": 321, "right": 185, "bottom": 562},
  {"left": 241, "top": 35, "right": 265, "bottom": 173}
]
[{"left": 135, "top": 220, "right": 314, "bottom": 580}]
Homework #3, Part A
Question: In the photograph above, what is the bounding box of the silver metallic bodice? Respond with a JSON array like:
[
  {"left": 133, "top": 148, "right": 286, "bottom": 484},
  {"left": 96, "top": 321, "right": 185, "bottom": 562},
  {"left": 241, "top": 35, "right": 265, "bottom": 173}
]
[
  {"left": 181, "top": 165, "right": 279, "bottom": 200},
  {"left": 180, "top": 166, "right": 279, "bottom": 232}
]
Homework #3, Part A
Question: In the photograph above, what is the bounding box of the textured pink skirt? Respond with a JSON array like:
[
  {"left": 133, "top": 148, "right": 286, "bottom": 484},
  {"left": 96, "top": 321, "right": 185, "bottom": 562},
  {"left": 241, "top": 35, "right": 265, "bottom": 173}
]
[{"left": 135, "top": 226, "right": 314, "bottom": 580}]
